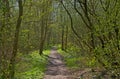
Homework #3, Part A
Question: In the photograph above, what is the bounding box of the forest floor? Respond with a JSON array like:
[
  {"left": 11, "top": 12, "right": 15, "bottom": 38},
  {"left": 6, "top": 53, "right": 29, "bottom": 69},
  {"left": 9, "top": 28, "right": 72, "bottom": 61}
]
[
  {"left": 43, "top": 49, "right": 113, "bottom": 79},
  {"left": 44, "top": 49, "right": 74, "bottom": 79}
]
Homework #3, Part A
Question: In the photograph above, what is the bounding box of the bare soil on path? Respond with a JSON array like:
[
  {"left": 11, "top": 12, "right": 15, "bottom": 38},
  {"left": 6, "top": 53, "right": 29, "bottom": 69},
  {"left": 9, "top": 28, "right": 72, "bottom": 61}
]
[
  {"left": 44, "top": 49, "right": 74, "bottom": 79},
  {"left": 43, "top": 49, "right": 117, "bottom": 79}
]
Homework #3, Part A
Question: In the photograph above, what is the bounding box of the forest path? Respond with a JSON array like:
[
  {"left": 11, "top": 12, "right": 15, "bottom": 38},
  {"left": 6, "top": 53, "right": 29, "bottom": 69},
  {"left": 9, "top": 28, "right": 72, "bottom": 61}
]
[{"left": 44, "top": 49, "right": 73, "bottom": 79}]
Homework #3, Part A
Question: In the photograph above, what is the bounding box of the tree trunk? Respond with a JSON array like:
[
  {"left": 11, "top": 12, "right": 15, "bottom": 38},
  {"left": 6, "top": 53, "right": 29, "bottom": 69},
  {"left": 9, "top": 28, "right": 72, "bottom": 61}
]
[{"left": 9, "top": 0, "right": 23, "bottom": 78}]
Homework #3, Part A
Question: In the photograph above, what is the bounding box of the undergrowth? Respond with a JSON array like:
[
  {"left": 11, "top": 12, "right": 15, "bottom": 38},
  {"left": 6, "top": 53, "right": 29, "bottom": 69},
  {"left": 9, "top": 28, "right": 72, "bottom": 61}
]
[
  {"left": 15, "top": 50, "right": 50, "bottom": 79},
  {"left": 58, "top": 48, "right": 97, "bottom": 69}
]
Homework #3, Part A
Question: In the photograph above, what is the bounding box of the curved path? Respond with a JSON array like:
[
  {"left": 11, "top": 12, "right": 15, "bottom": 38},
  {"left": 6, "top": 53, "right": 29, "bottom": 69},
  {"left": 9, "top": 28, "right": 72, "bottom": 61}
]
[{"left": 44, "top": 49, "right": 73, "bottom": 79}]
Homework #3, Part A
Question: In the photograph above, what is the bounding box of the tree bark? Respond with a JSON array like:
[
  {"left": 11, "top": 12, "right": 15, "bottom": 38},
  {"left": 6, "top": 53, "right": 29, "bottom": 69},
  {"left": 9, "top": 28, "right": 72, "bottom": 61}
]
[{"left": 9, "top": 0, "right": 23, "bottom": 78}]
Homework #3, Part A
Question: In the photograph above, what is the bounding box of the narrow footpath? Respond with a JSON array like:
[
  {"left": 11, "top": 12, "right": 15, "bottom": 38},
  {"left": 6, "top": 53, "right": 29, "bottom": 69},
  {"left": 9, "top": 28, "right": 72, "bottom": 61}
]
[{"left": 44, "top": 49, "right": 73, "bottom": 79}]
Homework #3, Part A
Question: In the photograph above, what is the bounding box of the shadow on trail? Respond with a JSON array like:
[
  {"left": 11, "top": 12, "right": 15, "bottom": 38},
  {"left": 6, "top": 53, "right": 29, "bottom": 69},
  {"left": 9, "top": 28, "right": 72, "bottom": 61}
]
[{"left": 44, "top": 48, "right": 73, "bottom": 79}]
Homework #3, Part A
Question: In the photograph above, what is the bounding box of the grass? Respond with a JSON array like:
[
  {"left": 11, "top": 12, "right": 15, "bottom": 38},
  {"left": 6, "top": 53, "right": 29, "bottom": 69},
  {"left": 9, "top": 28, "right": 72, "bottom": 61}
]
[
  {"left": 58, "top": 49, "right": 96, "bottom": 69},
  {"left": 15, "top": 50, "right": 50, "bottom": 79},
  {"left": 58, "top": 49, "right": 80, "bottom": 69}
]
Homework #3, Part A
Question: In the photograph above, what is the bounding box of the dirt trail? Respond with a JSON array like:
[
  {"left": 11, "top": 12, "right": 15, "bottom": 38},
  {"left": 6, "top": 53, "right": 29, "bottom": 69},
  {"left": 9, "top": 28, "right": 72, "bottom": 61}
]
[{"left": 44, "top": 49, "right": 73, "bottom": 79}]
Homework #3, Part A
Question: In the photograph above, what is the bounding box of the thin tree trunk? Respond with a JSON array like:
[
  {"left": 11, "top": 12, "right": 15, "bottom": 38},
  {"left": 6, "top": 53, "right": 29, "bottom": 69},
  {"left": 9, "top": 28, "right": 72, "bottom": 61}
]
[
  {"left": 65, "top": 25, "right": 68, "bottom": 49},
  {"left": 39, "top": 7, "right": 44, "bottom": 55},
  {"left": 9, "top": 0, "right": 23, "bottom": 78},
  {"left": 39, "top": 0, "right": 51, "bottom": 55},
  {"left": 60, "top": 9, "right": 65, "bottom": 50},
  {"left": 60, "top": 0, "right": 81, "bottom": 40}
]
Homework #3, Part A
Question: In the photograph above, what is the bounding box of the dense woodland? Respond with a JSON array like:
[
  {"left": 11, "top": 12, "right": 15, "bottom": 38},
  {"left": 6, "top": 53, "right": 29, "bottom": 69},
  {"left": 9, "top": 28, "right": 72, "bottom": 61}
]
[{"left": 0, "top": 0, "right": 120, "bottom": 79}]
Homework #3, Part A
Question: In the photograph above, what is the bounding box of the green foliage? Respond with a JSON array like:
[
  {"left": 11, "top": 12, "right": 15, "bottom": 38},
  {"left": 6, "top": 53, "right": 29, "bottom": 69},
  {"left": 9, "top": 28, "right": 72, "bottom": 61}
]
[
  {"left": 87, "top": 57, "right": 97, "bottom": 67},
  {"left": 15, "top": 50, "right": 50, "bottom": 79},
  {"left": 59, "top": 49, "right": 88, "bottom": 68},
  {"left": 0, "top": 0, "right": 120, "bottom": 78}
]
